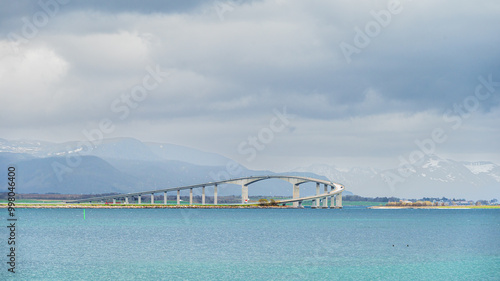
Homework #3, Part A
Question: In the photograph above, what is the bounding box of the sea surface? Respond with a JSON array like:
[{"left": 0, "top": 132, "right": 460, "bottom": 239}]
[{"left": 1, "top": 207, "right": 499, "bottom": 280}]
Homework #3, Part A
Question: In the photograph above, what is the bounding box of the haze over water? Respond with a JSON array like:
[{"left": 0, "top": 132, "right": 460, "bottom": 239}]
[{"left": 3, "top": 208, "right": 499, "bottom": 280}]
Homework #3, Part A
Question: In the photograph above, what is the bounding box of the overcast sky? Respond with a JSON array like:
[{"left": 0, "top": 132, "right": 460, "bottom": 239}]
[{"left": 1, "top": 0, "right": 499, "bottom": 171}]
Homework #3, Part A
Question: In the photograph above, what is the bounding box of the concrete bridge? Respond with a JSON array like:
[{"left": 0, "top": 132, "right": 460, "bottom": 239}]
[{"left": 66, "top": 175, "right": 345, "bottom": 208}]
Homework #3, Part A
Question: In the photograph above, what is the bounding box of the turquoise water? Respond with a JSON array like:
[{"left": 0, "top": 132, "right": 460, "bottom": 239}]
[{"left": 1, "top": 208, "right": 499, "bottom": 280}]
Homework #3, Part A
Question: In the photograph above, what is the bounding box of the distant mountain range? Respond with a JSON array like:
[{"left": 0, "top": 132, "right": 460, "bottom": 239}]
[
  {"left": 1, "top": 137, "right": 498, "bottom": 200},
  {"left": 0, "top": 138, "right": 336, "bottom": 197},
  {"left": 294, "top": 155, "right": 500, "bottom": 200}
]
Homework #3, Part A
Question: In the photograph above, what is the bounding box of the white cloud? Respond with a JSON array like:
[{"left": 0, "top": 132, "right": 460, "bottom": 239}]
[{"left": 0, "top": 44, "right": 68, "bottom": 115}]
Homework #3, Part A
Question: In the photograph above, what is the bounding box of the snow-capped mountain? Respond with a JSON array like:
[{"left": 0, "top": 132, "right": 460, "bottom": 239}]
[
  {"left": 464, "top": 161, "right": 500, "bottom": 182},
  {"left": 0, "top": 138, "right": 328, "bottom": 196},
  {"left": 295, "top": 155, "right": 500, "bottom": 200},
  {"left": 0, "top": 137, "right": 234, "bottom": 166},
  {"left": 1, "top": 138, "right": 499, "bottom": 199}
]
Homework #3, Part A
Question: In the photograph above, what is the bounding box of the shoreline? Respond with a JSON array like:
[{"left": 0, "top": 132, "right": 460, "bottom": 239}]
[
  {"left": 2, "top": 204, "right": 498, "bottom": 209},
  {"left": 369, "top": 206, "right": 500, "bottom": 209},
  {"left": 0, "top": 203, "right": 293, "bottom": 209}
]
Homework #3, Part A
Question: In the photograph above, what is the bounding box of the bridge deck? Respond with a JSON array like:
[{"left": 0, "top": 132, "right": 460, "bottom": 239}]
[{"left": 66, "top": 175, "right": 345, "bottom": 207}]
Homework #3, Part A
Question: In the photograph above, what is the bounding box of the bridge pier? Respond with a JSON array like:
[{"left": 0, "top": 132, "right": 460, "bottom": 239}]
[
  {"left": 335, "top": 192, "right": 342, "bottom": 208},
  {"left": 151, "top": 194, "right": 155, "bottom": 204},
  {"left": 138, "top": 195, "right": 142, "bottom": 204},
  {"left": 177, "top": 190, "right": 180, "bottom": 205},
  {"left": 202, "top": 186, "right": 206, "bottom": 205},
  {"left": 293, "top": 183, "right": 300, "bottom": 207},
  {"left": 113, "top": 198, "right": 116, "bottom": 204},
  {"left": 164, "top": 192, "right": 167, "bottom": 205},
  {"left": 125, "top": 197, "right": 129, "bottom": 204},
  {"left": 323, "top": 184, "right": 328, "bottom": 208},
  {"left": 311, "top": 199, "right": 317, "bottom": 209},
  {"left": 331, "top": 194, "right": 335, "bottom": 208},
  {"left": 189, "top": 188, "right": 193, "bottom": 205},
  {"left": 242, "top": 184, "right": 248, "bottom": 204},
  {"left": 315, "top": 183, "right": 320, "bottom": 208},
  {"left": 298, "top": 201, "right": 303, "bottom": 208},
  {"left": 214, "top": 184, "right": 218, "bottom": 205}
]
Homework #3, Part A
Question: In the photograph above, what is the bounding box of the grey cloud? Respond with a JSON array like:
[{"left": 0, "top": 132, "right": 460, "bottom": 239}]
[{"left": 1, "top": 0, "right": 499, "bottom": 169}]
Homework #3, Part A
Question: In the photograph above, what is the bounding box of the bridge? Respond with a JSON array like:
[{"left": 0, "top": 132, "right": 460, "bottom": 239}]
[{"left": 66, "top": 175, "right": 345, "bottom": 208}]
